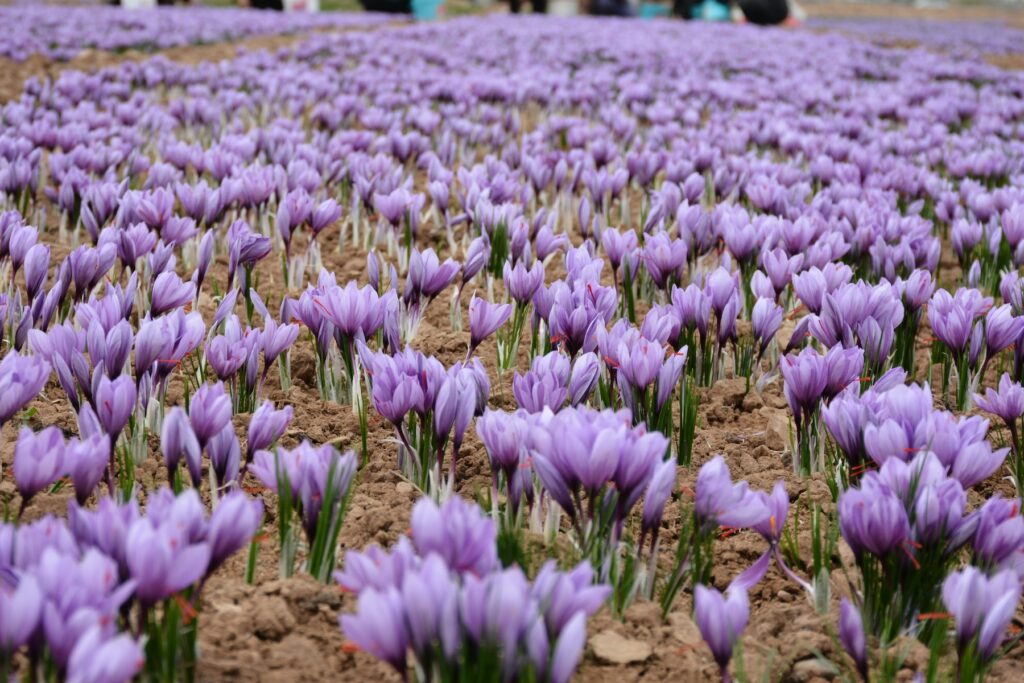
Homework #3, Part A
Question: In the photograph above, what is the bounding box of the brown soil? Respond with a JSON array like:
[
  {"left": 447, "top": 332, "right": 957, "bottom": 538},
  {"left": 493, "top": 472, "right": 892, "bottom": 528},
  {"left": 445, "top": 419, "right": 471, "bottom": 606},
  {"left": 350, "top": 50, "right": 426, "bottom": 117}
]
[
  {"left": 0, "top": 21, "right": 408, "bottom": 104},
  {"left": 804, "top": 2, "right": 1024, "bottom": 28},
  {"left": 985, "top": 53, "right": 1024, "bottom": 70}
]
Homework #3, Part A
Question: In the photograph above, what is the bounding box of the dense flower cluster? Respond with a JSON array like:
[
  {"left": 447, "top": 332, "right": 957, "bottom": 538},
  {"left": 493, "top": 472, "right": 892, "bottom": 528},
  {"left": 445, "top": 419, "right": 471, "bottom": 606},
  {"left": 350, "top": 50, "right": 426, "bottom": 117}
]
[{"left": 0, "top": 6, "right": 394, "bottom": 62}]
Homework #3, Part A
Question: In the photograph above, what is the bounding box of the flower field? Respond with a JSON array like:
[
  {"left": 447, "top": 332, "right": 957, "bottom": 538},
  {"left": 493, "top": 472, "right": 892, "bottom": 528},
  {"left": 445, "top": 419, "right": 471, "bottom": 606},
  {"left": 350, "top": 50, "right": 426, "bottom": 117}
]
[{"left": 2, "top": 7, "right": 1024, "bottom": 683}]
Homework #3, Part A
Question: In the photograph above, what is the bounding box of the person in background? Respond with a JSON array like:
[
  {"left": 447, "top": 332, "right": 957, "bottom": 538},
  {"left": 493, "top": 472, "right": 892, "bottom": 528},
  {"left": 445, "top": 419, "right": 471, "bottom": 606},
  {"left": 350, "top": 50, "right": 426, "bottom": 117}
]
[
  {"left": 589, "top": 0, "right": 632, "bottom": 15},
  {"left": 735, "top": 0, "right": 794, "bottom": 24},
  {"left": 673, "top": 0, "right": 794, "bottom": 25},
  {"left": 510, "top": 0, "right": 547, "bottom": 14},
  {"left": 238, "top": 0, "right": 286, "bottom": 9},
  {"left": 359, "top": 0, "right": 411, "bottom": 12}
]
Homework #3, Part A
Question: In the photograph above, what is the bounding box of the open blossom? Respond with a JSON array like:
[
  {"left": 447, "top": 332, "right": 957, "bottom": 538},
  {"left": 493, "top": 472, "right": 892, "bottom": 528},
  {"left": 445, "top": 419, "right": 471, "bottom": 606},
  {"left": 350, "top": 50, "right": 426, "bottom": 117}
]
[
  {"left": 0, "top": 351, "right": 50, "bottom": 427},
  {"left": 943, "top": 567, "right": 1021, "bottom": 660},
  {"left": 694, "top": 456, "right": 770, "bottom": 531},
  {"left": 780, "top": 347, "right": 828, "bottom": 424},
  {"left": 468, "top": 295, "right": 512, "bottom": 351},
  {"left": 974, "top": 373, "right": 1024, "bottom": 423},
  {"left": 12, "top": 426, "right": 65, "bottom": 505}
]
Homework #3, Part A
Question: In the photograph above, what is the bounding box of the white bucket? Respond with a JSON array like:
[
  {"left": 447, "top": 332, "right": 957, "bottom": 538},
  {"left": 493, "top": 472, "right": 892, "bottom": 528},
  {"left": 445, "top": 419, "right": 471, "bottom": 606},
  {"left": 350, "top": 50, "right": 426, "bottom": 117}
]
[{"left": 549, "top": 0, "right": 578, "bottom": 15}]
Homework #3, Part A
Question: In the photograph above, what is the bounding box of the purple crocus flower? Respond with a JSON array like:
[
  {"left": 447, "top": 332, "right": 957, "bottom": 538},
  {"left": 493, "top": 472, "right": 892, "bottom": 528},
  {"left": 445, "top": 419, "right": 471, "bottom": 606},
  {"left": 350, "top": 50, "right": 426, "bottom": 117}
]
[
  {"left": 407, "top": 248, "right": 461, "bottom": 305},
  {"left": 66, "top": 432, "right": 110, "bottom": 505},
  {"left": 250, "top": 442, "right": 357, "bottom": 541},
  {"left": 694, "top": 583, "right": 749, "bottom": 675},
  {"left": 530, "top": 559, "right": 609, "bottom": 636},
  {"left": 162, "top": 216, "right": 198, "bottom": 248},
  {"left": 208, "top": 424, "right": 241, "bottom": 488},
  {"left": 433, "top": 369, "right": 478, "bottom": 457},
  {"left": 468, "top": 295, "right": 512, "bottom": 354},
  {"left": 23, "top": 243, "right": 49, "bottom": 302},
  {"left": 568, "top": 352, "right": 601, "bottom": 406},
  {"left": 12, "top": 426, "right": 65, "bottom": 509},
  {"left": 310, "top": 199, "right": 342, "bottom": 237},
  {"left": 69, "top": 243, "right": 117, "bottom": 301},
  {"left": 114, "top": 224, "right": 155, "bottom": 270},
  {"left": 704, "top": 267, "right": 740, "bottom": 319},
  {"left": 205, "top": 333, "right": 248, "bottom": 381},
  {"left": 66, "top": 627, "right": 143, "bottom": 683},
  {"left": 33, "top": 546, "right": 133, "bottom": 670},
  {"left": 150, "top": 272, "right": 195, "bottom": 317},
  {"left": 602, "top": 228, "right": 638, "bottom": 278},
  {"left": 246, "top": 401, "right": 293, "bottom": 460},
  {"left": 513, "top": 369, "right": 567, "bottom": 413},
  {"left": 549, "top": 612, "right": 587, "bottom": 683},
  {"left": 135, "top": 188, "right": 174, "bottom": 231},
  {"left": 227, "top": 220, "right": 272, "bottom": 285},
  {"left": 656, "top": 349, "right": 686, "bottom": 411},
  {"left": 410, "top": 496, "right": 498, "bottom": 577},
  {"left": 942, "top": 567, "right": 1021, "bottom": 660},
  {"left": 751, "top": 481, "right": 789, "bottom": 544},
  {"left": 335, "top": 535, "right": 419, "bottom": 596},
  {"left": 503, "top": 260, "right": 544, "bottom": 304},
  {"left": 93, "top": 375, "right": 136, "bottom": 440},
  {"left": 901, "top": 269, "right": 935, "bottom": 313},
  {"left": 643, "top": 231, "right": 687, "bottom": 290},
  {"left": 974, "top": 373, "right": 1024, "bottom": 424},
  {"left": 780, "top": 347, "right": 828, "bottom": 425},
  {"left": 672, "top": 284, "right": 711, "bottom": 339},
  {"left": 760, "top": 248, "right": 802, "bottom": 300},
  {"left": 0, "top": 572, "right": 42, "bottom": 653},
  {"left": 125, "top": 511, "right": 210, "bottom": 606},
  {"left": 928, "top": 288, "right": 990, "bottom": 355},
  {"left": 207, "top": 491, "right": 263, "bottom": 573},
  {"left": 161, "top": 406, "right": 202, "bottom": 487},
  {"left": 970, "top": 496, "right": 1024, "bottom": 568},
  {"left": 373, "top": 187, "right": 414, "bottom": 228},
  {"left": 617, "top": 338, "right": 665, "bottom": 393},
  {"left": 547, "top": 280, "right": 616, "bottom": 357},
  {"left": 641, "top": 457, "right": 676, "bottom": 542},
  {"left": 65, "top": 497, "right": 137, "bottom": 577},
  {"left": 340, "top": 586, "right": 409, "bottom": 674},
  {"left": 950, "top": 439, "right": 1007, "bottom": 490},
  {"left": 984, "top": 303, "right": 1024, "bottom": 361},
  {"left": 0, "top": 351, "right": 51, "bottom": 427},
  {"left": 535, "top": 223, "right": 568, "bottom": 263},
  {"left": 88, "top": 320, "right": 134, "bottom": 380},
  {"left": 466, "top": 235, "right": 493, "bottom": 282},
  {"left": 8, "top": 224, "right": 38, "bottom": 276},
  {"left": 477, "top": 408, "right": 526, "bottom": 487},
  {"left": 752, "top": 298, "right": 783, "bottom": 354},
  {"left": 791, "top": 268, "right": 828, "bottom": 315},
  {"left": 193, "top": 229, "right": 215, "bottom": 296},
  {"left": 397, "top": 553, "right": 459, "bottom": 661},
  {"left": 838, "top": 599, "right": 868, "bottom": 680},
  {"left": 136, "top": 310, "right": 205, "bottom": 387},
  {"left": 365, "top": 356, "right": 425, "bottom": 425},
  {"left": 823, "top": 344, "right": 864, "bottom": 401},
  {"left": 189, "top": 382, "right": 233, "bottom": 448},
  {"left": 262, "top": 317, "right": 300, "bottom": 365},
  {"left": 837, "top": 476, "right": 910, "bottom": 559},
  {"left": 694, "top": 456, "right": 771, "bottom": 531},
  {"left": 314, "top": 280, "right": 388, "bottom": 341}
]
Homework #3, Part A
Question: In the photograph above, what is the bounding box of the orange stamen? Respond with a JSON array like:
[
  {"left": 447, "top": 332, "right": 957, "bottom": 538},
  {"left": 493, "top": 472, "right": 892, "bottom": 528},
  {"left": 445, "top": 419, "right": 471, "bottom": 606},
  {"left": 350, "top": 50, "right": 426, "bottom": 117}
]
[
  {"left": 173, "top": 593, "right": 198, "bottom": 625},
  {"left": 918, "top": 612, "right": 951, "bottom": 621}
]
